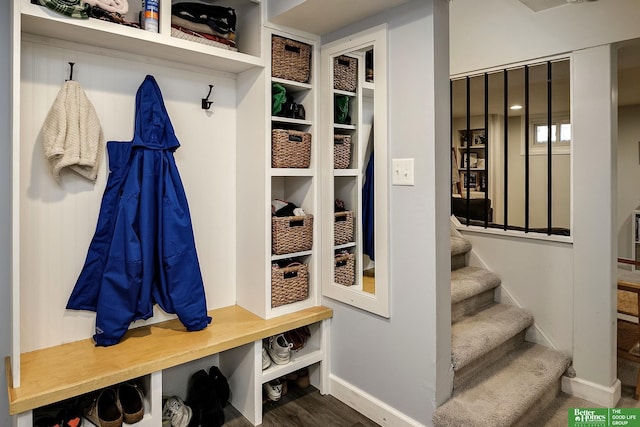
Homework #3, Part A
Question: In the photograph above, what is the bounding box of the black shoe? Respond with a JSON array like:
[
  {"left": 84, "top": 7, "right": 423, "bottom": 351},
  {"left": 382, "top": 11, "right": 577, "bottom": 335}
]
[
  {"left": 208, "top": 366, "right": 230, "bottom": 408},
  {"left": 187, "top": 369, "right": 225, "bottom": 427}
]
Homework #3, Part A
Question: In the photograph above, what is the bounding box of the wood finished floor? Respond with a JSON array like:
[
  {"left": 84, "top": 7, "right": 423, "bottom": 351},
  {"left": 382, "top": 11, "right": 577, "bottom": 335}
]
[
  {"left": 224, "top": 358, "right": 640, "bottom": 426},
  {"left": 224, "top": 384, "right": 380, "bottom": 427}
]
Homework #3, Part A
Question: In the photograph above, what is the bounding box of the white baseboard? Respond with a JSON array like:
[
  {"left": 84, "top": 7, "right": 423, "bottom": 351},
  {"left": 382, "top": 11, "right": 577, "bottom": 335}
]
[
  {"left": 561, "top": 376, "right": 621, "bottom": 407},
  {"left": 329, "top": 375, "right": 426, "bottom": 427}
]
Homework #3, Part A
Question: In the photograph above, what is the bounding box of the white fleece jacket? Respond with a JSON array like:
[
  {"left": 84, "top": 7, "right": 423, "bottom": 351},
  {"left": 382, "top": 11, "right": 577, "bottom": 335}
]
[{"left": 42, "top": 80, "right": 104, "bottom": 182}]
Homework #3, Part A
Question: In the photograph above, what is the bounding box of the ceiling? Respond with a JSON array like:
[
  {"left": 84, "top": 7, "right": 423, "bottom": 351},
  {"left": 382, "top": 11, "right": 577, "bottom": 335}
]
[
  {"left": 268, "top": 0, "right": 640, "bottom": 114},
  {"left": 518, "top": 0, "right": 569, "bottom": 12},
  {"left": 518, "top": 0, "right": 599, "bottom": 12},
  {"left": 268, "top": 0, "right": 412, "bottom": 36}
]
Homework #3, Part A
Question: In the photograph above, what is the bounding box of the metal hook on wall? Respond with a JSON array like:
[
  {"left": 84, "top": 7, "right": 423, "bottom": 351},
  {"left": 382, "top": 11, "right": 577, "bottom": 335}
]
[
  {"left": 202, "top": 84, "right": 214, "bottom": 110},
  {"left": 66, "top": 62, "right": 75, "bottom": 81}
]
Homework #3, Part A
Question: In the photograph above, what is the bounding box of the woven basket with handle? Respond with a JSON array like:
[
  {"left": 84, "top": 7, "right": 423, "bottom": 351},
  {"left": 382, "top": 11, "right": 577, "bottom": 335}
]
[
  {"left": 272, "top": 36, "right": 312, "bottom": 83},
  {"left": 272, "top": 129, "right": 311, "bottom": 168},
  {"left": 334, "top": 252, "right": 355, "bottom": 286},
  {"left": 333, "top": 134, "right": 351, "bottom": 169},
  {"left": 271, "top": 262, "right": 309, "bottom": 307},
  {"left": 272, "top": 215, "right": 314, "bottom": 255},
  {"left": 334, "top": 211, "right": 354, "bottom": 245},
  {"left": 333, "top": 55, "right": 357, "bottom": 92}
]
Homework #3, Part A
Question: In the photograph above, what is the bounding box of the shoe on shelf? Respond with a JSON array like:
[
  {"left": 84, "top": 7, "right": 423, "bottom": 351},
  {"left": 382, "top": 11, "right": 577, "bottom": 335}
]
[
  {"left": 263, "top": 379, "right": 283, "bottom": 402},
  {"left": 262, "top": 346, "right": 271, "bottom": 370},
  {"left": 208, "top": 366, "right": 230, "bottom": 409},
  {"left": 84, "top": 388, "right": 123, "bottom": 427},
  {"left": 267, "top": 334, "right": 293, "bottom": 365},
  {"left": 186, "top": 369, "right": 225, "bottom": 427},
  {"left": 117, "top": 383, "right": 144, "bottom": 424},
  {"left": 58, "top": 403, "right": 83, "bottom": 427},
  {"left": 33, "top": 415, "right": 60, "bottom": 427},
  {"left": 295, "top": 367, "right": 310, "bottom": 388},
  {"left": 283, "top": 326, "right": 311, "bottom": 351},
  {"left": 162, "top": 396, "right": 192, "bottom": 427}
]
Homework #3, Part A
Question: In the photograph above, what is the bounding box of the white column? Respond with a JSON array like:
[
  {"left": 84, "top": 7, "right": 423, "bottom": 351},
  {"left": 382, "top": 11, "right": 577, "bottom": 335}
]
[{"left": 567, "top": 44, "right": 620, "bottom": 406}]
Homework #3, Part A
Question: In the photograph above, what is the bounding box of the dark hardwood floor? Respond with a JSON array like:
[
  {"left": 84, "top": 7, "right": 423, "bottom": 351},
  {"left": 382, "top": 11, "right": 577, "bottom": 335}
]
[{"left": 224, "top": 383, "right": 380, "bottom": 427}]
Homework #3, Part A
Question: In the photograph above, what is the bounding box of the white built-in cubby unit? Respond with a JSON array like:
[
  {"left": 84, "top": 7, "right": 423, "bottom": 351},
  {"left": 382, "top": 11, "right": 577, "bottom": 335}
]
[{"left": 9, "top": 2, "right": 330, "bottom": 426}]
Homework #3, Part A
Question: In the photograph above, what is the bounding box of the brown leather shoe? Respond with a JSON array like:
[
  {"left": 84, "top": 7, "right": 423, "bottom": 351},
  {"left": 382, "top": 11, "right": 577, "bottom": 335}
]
[
  {"left": 117, "top": 383, "right": 144, "bottom": 424},
  {"left": 84, "top": 388, "right": 123, "bottom": 427}
]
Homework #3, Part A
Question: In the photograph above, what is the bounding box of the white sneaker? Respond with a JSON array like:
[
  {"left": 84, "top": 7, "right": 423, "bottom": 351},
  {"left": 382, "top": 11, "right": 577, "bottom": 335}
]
[
  {"left": 263, "top": 379, "right": 283, "bottom": 401},
  {"left": 268, "top": 334, "right": 293, "bottom": 365},
  {"left": 162, "top": 396, "right": 192, "bottom": 427},
  {"left": 262, "top": 346, "right": 271, "bottom": 370}
]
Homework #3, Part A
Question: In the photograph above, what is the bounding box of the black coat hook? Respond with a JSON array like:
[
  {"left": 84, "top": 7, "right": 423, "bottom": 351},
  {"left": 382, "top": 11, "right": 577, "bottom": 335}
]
[
  {"left": 202, "top": 84, "right": 214, "bottom": 110},
  {"left": 66, "top": 62, "right": 75, "bottom": 81}
]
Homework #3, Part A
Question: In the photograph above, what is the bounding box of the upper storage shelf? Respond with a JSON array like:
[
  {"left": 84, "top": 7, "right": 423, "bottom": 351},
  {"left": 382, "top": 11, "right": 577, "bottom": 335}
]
[{"left": 20, "top": 0, "right": 264, "bottom": 74}]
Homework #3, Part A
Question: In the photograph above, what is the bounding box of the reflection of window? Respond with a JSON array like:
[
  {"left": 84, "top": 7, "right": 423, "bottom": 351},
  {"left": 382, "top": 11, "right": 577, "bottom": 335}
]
[{"left": 527, "top": 115, "right": 571, "bottom": 154}]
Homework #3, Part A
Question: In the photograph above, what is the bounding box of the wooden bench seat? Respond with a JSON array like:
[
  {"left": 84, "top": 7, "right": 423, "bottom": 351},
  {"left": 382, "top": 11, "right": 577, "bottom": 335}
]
[{"left": 6, "top": 305, "right": 332, "bottom": 415}]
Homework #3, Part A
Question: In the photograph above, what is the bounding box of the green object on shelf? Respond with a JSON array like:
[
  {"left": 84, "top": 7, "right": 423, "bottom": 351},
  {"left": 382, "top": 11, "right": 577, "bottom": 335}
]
[
  {"left": 335, "top": 95, "right": 350, "bottom": 124},
  {"left": 272, "top": 83, "right": 287, "bottom": 116}
]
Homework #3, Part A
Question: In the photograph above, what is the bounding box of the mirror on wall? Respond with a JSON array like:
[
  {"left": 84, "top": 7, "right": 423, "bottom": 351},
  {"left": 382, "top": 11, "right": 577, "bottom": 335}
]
[{"left": 320, "top": 25, "right": 389, "bottom": 317}]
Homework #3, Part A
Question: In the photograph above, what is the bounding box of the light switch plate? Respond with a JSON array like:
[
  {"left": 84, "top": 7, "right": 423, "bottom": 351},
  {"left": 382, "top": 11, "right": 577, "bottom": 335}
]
[{"left": 392, "top": 158, "right": 414, "bottom": 186}]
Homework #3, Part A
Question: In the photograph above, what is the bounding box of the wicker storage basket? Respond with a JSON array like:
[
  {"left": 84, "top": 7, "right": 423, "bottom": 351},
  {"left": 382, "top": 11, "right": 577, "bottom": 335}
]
[
  {"left": 333, "top": 134, "right": 352, "bottom": 169},
  {"left": 271, "top": 262, "right": 309, "bottom": 307},
  {"left": 334, "top": 211, "right": 354, "bottom": 245},
  {"left": 272, "top": 214, "right": 314, "bottom": 255},
  {"left": 272, "top": 36, "right": 312, "bottom": 83},
  {"left": 272, "top": 129, "right": 312, "bottom": 168},
  {"left": 334, "top": 253, "right": 355, "bottom": 286},
  {"left": 333, "top": 55, "right": 357, "bottom": 92}
]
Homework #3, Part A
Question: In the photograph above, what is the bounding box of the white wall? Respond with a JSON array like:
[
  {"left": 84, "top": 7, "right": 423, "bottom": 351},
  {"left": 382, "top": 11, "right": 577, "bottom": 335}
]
[
  {"left": 617, "top": 104, "right": 640, "bottom": 259},
  {"left": 450, "top": 0, "right": 640, "bottom": 76},
  {"left": 0, "top": 1, "right": 10, "bottom": 424},
  {"left": 322, "top": 0, "right": 451, "bottom": 424},
  {"left": 463, "top": 231, "right": 574, "bottom": 354},
  {"left": 19, "top": 41, "right": 238, "bottom": 351},
  {"left": 506, "top": 116, "right": 571, "bottom": 229}
]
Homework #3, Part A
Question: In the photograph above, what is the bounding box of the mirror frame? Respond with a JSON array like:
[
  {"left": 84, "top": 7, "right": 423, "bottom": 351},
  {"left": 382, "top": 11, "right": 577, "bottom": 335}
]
[{"left": 320, "top": 25, "right": 389, "bottom": 317}]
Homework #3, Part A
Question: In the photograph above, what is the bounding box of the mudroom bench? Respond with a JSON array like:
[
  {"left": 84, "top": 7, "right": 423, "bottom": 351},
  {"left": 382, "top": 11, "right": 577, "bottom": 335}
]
[{"left": 6, "top": 305, "right": 333, "bottom": 425}]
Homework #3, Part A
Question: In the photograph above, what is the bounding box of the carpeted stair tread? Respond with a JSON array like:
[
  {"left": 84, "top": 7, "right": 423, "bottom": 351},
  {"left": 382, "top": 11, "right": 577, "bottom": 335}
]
[
  {"left": 452, "top": 304, "right": 533, "bottom": 371},
  {"left": 451, "top": 236, "right": 471, "bottom": 257},
  {"left": 451, "top": 266, "right": 501, "bottom": 305},
  {"left": 433, "top": 342, "right": 571, "bottom": 427}
]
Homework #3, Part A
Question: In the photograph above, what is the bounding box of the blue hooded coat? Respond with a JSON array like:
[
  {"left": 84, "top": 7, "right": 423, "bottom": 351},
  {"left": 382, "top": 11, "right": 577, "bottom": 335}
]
[
  {"left": 67, "top": 75, "right": 211, "bottom": 346},
  {"left": 362, "top": 152, "right": 374, "bottom": 261}
]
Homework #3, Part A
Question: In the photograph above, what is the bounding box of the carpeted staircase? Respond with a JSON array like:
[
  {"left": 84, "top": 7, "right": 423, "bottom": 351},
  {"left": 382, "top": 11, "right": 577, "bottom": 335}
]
[{"left": 433, "top": 235, "right": 572, "bottom": 426}]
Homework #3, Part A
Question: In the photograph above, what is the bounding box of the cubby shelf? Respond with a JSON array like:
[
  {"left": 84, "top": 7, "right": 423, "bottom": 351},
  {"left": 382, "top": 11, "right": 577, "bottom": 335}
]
[
  {"left": 271, "top": 250, "right": 313, "bottom": 261},
  {"left": 271, "top": 116, "right": 312, "bottom": 126},
  {"left": 261, "top": 343, "right": 323, "bottom": 383},
  {"left": 20, "top": 0, "right": 263, "bottom": 73},
  {"left": 334, "top": 169, "right": 358, "bottom": 177},
  {"left": 11, "top": 3, "right": 330, "bottom": 427},
  {"left": 272, "top": 77, "right": 313, "bottom": 91},
  {"left": 6, "top": 305, "right": 332, "bottom": 416}
]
